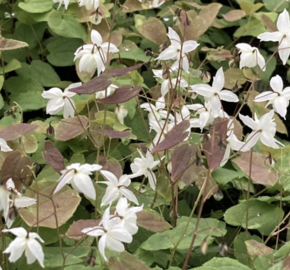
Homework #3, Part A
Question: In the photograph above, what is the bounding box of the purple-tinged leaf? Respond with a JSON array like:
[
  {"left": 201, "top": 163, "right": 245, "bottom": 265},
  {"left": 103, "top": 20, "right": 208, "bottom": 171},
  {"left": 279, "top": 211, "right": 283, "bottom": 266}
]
[
  {"left": 98, "top": 85, "right": 141, "bottom": 104},
  {"left": 69, "top": 75, "right": 112, "bottom": 94},
  {"left": 55, "top": 116, "right": 89, "bottom": 141},
  {"left": 171, "top": 143, "right": 199, "bottom": 181},
  {"left": 1, "top": 151, "right": 31, "bottom": 191},
  {"left": 152, "top": 120, "right": 190, "bottom": 153},
  {"left": 0, "top": 123, "right": 38, "bottom": 141},
  {"left": 42, "top": 141, "right": 65, "bottom": 174},
  {"left": 99, "top": 156, "right": 123, "bottom": 179},
  {"left": 105, "top": 63, "right": 145, "bottom": 77}
]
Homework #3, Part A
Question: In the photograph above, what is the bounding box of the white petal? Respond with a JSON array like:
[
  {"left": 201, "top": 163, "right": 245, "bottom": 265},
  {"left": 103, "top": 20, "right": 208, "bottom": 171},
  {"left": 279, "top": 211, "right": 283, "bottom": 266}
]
[
  {"left": 212, "top": 67, "right": 224, "bottom": 92},
  {"left": 273, "top": 96, "right": 288, "bottom": 119},
  {"left": 270, "top": 75, "right": 284, "bottom": 93},
  {"left": 258, "top": 31, "right": 283, "bottom": 42},
  {"left": 101, "top": 170, "right": 119, "bottom": 186},
  {"left": 278, "top": 38, "right": 290, "bottom": 65},
  {"left": 254, "top": 91, "right": 277, "bottom": 102},
  {"left": 183, "top": 40, "right": 199, "bottom": 53},
  {"left": 42, "top": 88, "right": 63, "bottom": 99},
  {"left": 182, "top": 56, "right": 189, "bottom": 73},
  {"left": 219, "top": 90, "right": 239, "bottom": 102},
  {"left": 156, "top": 46, "right": 178, "bottom": 61},
  {"left": 120, "top": 188, "right": 139, "bottom": 205},
  {"left": 72, "top": 174, "right": 96, "bottom": 200},
  {"left": 53, "top": 171, "right": 74, "bottom": 194},
  {"left": 0, "top": 138, "right": 12, "bottom": 152},
  {"left": 98, "top": 234, "right": 108, "bottom": 261},
  {"left": 167, "top": 27, "right": 181, "bottom": 47},
  {"left": 91, "top": 30, "right": 103, "bottom": 46},
  {"left": 26, "top": 239, "right": 44, "bottom": 267},
  {"left": 236, "top": 43, "right": 252, "bottom": 51},
  {"left": 101, "top": 186, "right": 119, "bottom": 206},
  {"left": 63, "top": 99, "right": 75, "bottom": 118},
  {"left": 239, "top": 114, "right": 258, "bottom": 131},
  {"left": 277, "top": 9, "right": 290, "bottom": 34},
  {"left": 260, "top": 131, "right": 279, "bottom": 148}
]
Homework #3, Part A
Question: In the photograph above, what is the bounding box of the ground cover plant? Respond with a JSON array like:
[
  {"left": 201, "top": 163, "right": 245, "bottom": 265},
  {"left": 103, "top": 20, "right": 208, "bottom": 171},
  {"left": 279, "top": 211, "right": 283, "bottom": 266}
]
[{"left": 1, "top": 0, "right": 290, "bottom": 269}]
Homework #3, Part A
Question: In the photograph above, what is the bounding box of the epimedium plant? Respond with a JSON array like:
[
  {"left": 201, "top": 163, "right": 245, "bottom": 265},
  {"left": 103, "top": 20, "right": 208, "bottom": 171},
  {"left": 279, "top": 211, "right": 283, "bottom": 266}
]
[{"left": 1, "top": 0, "right": 290, "bottom": 269}]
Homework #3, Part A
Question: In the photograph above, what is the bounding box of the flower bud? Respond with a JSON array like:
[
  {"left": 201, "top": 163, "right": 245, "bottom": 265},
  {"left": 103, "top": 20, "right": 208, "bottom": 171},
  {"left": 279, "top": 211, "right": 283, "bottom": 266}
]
[
  {"left": 200, "top": 239, "right": 208, "bottom": 255},
  {"left": 229, "top": 59, "right": 236, "bottom": 68},
  {"left": 167, "top": 161, "right": 172, "bottom": 174},
  {"left": 213, "top": 188, "right": 223, "bottom": 201},
  {"left": 115, "top": 105, "right": 128, "bottom": 125},
  {"left": 219, "top": 241, "right": 228, "bottom": 257},
  {"left": 46, "top": 123, "right": 55, "bottom": 135},
  {"left": 265, "top": 155, "right": 276, "bottom": 168},
  {"left": 231, "top": 47, "right": 239, "bottom": 58},
  {"left": 200, "top": 71, "right": 211, "bottom": 83}
]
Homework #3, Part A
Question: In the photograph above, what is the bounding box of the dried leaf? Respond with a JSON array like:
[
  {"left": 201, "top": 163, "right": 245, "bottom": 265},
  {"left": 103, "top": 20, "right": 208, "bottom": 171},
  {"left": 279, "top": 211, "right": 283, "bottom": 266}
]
[
  {"left": 203, "top": 118, "right": 229, "bottom": 171},
  {"left": 185, "top": 3, "right": 222, "bottom": 41},
  {"left": 137, "top": 210, "right": 172, "bottom": 232},
  {"left": 222, "top": 9, "right": 246, "bottom": 22},
  {"left": 0, "top": 35, "right": 29, "bottom": 50},
  {"left": 19, "top": 181, "right": 81, "bottom": 228},
  {"left": 66, "top": 219, "right": 100, "bottom": 239},
  {"left": 245, "top": 240, "right": 273, "bottom": 257},
  {"left": 43, "top": 141, "right": 65, "bottom": 173},
  {"left": 232, "top": 152, "right": 278, "bottom": 186},
  {"left": 55, "top": 116, "right": 89, "bottom": 141},
  {"left": 98, "top": 85, "right": 141, "bottom": 104},
  {"left": 152, "top": 120, "right": 190, "bottom": 153},
  {"left": 69, "top": 75, "right": 112, "bottom": 94},
  {"left": 261, "top": 14, "right": 277, "bottom": 32},
  {"left": 0, "top": 123, "right": 38, "bottom": 141},
  {"left": 1, "top": 151, "right": 31, "bottom": 191}
]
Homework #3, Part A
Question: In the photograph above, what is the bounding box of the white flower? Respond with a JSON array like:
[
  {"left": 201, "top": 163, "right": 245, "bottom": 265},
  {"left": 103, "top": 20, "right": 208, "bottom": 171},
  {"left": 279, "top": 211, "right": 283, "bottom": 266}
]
[
  {"left": 115, "top": 197, "right": 143, "bottom": 235},
  {"left": 254, "top": 75, "right": 290, "bottom": 119},
  {"left": 141, "top": 96, "right": 166, "bottom": 125},
  {"left": 42, "top": 82, "right": 81, "bottom": 119},
  {"left": 258, "top": 9, "right": 290, "bottom": 65},
  {"left": 82, "top": 206, "right": 132, "bottom": 261},
  {"left": 156, "top": 27, "right": 199, "bottom": 72},
  {"left": 190, "top": 68, "right": 239, "bottom": 117},
  {"left": 74, "top": 30, "right": 119, "bottom": 75},
  {"left": 99, "top": 170, "right": 138, "bottom": 206},
  {"left": 130, "top": 149, "right": 162, "bottom": 190},
  {"left": 152, "top": 69, "right": 188, "bottom": 96},
  {"left": 0, "top": 138, "right": 12, "bottom": 152},
  {"left": 53, "top": 0, "right": 70, "bottom": 9},
  {"left": 220, "top": 121, "right": 247, "bottom": 167},
  {"left": 236, "top": 43, "right": 266, "bottom": 71},
  {"left": 3, "top": 227, "right": 44, "bottom": 268},
  {"left": 53, "top": 163, "right": 102, "bottom": 200},
  {"left": 115, "top": 105, "right": 128, "bottom": 125},
  {"left": 0, "top": 179, "right": 36, "bottom": 228},
  {"left": 78, "top": 0, "right": 99, "bottom": 10},
  {"left": 239, "top": 110, "right": 283, "bottom": 149}
]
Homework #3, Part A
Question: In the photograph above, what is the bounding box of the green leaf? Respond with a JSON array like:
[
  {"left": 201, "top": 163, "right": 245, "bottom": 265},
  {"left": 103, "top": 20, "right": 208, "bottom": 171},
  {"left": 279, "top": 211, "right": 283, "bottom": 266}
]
[
  {"left": 141, "top": 217, "right": 226, "bottom": 251},
  {"left": 16, "top": 60, "right": 60, "bottom": 86},
  {"left": 0, "top": 59, "right": 22, "bottom": 74},
  {"left": 48, "top": 10, "right": 87, "bottom": 41},
  {"left": 263, "top": 0, "right": 288, "bottom": 12},
  {"left": 4, "top": 77, "right": 45, "bottom": 111},
  {"left": 193, "top": 257, "right": 251, "bottom": 270},
  {"left": 18, "top": 0, "right": 53, "bottom": 13},
  {"left": 234, "top": 18, "right": 267, "bottom": 38},
  {"left": 212, "top": 167, "right": 245, "bottom": 185},
  {"left": 47, "top": 37, "right": 83, "bottom": 66},
  {"left": 224, "top": 200, "right": 284, "bottom": 235},
  {"left": 13, "top": 22, "right": 47, "bottom": 49}
]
